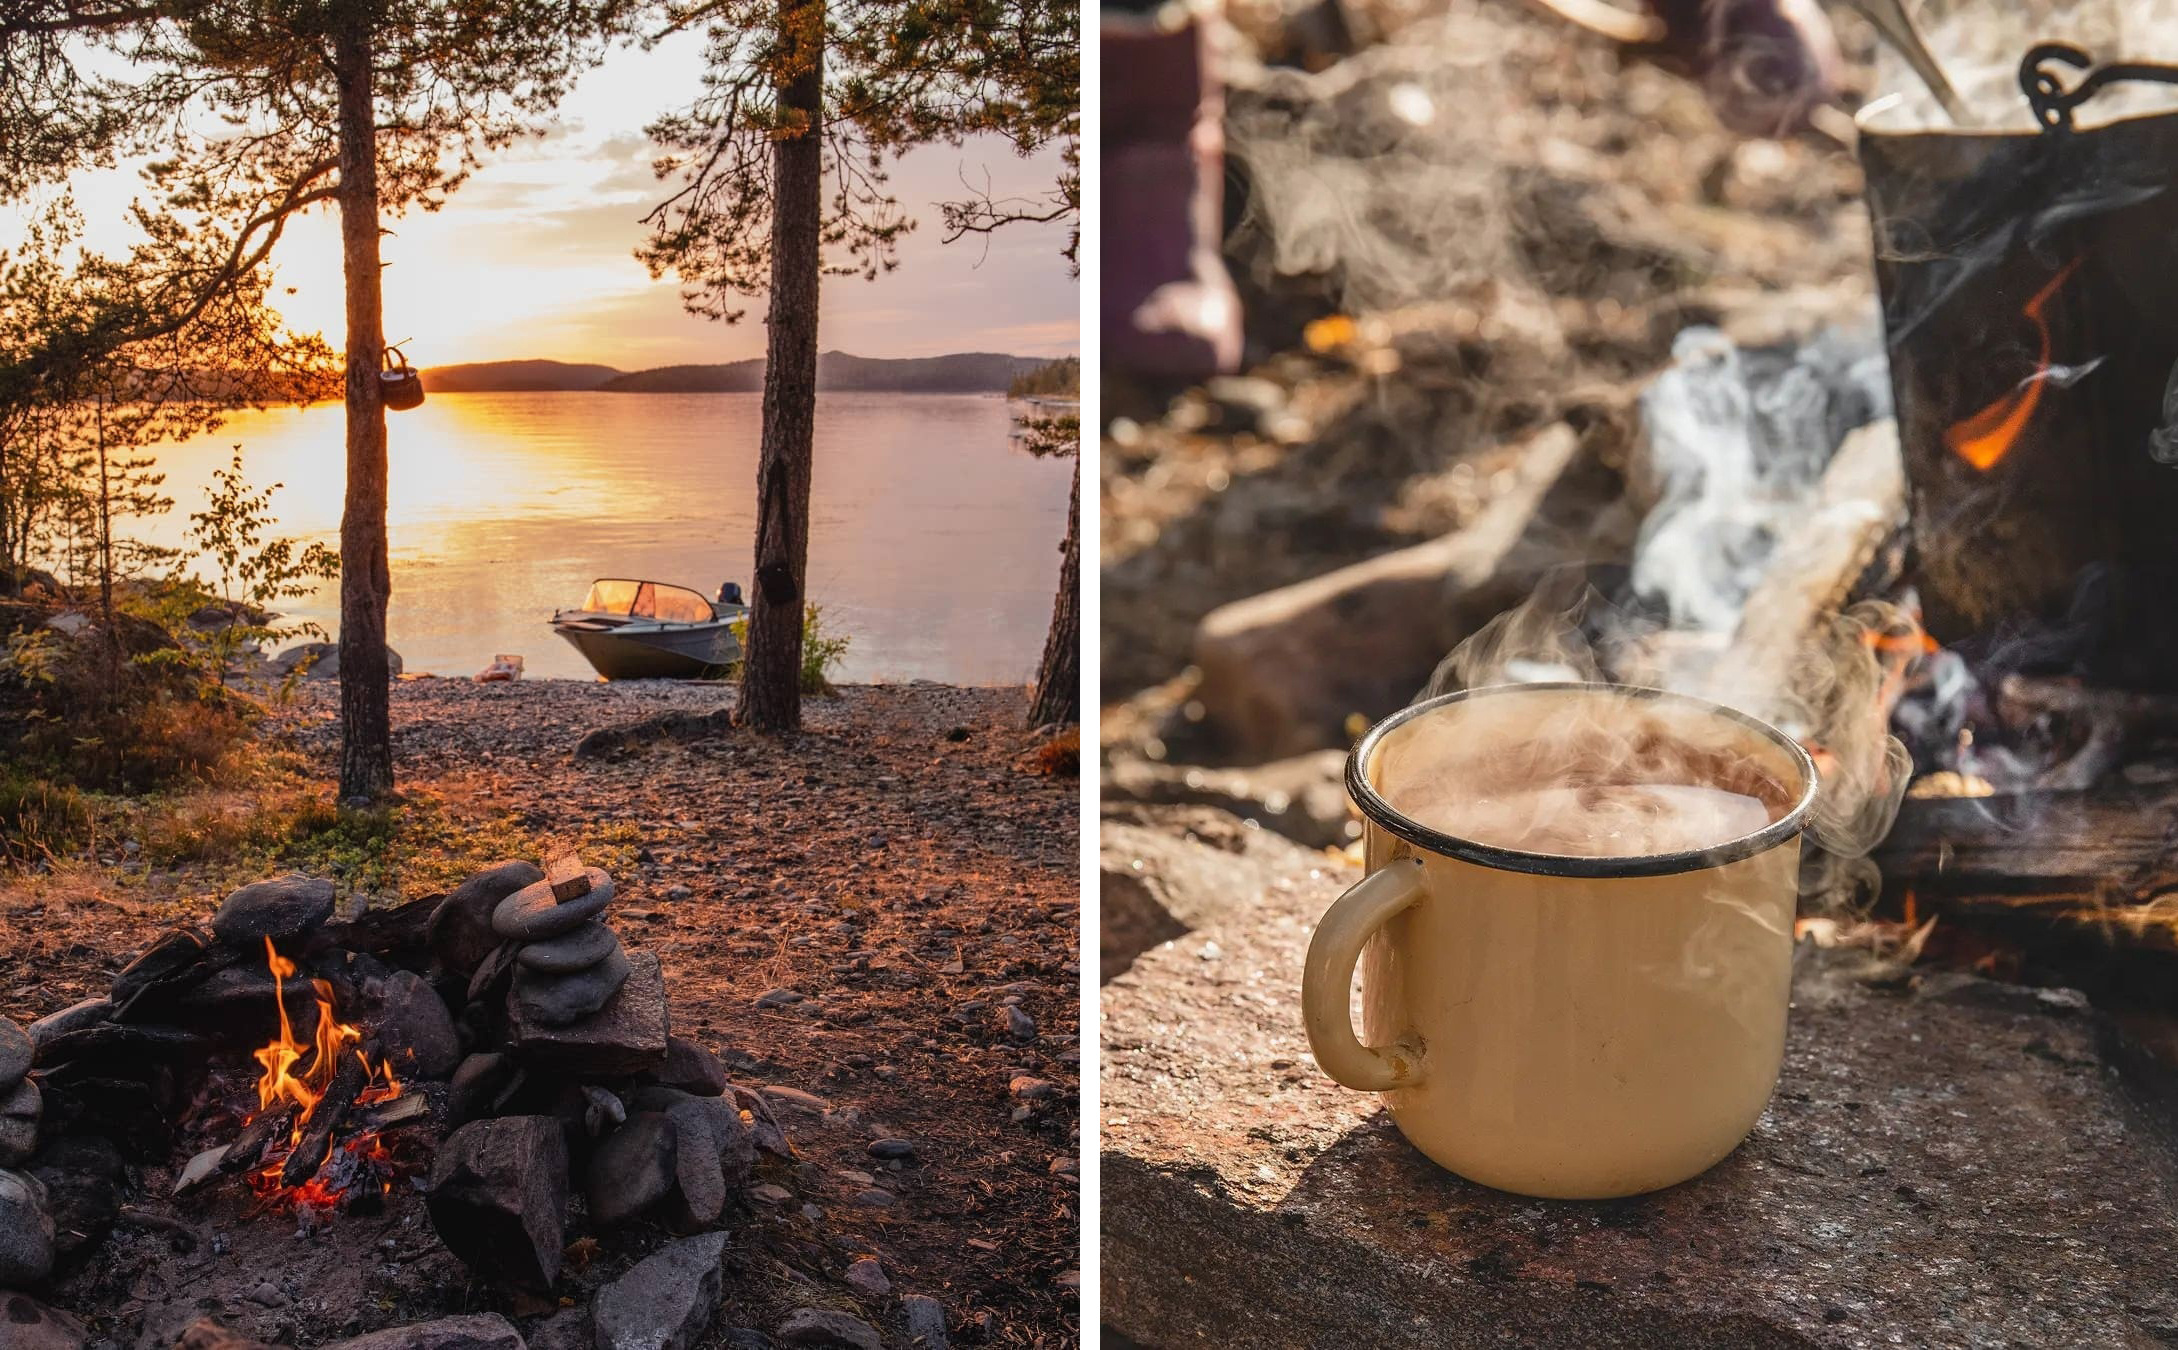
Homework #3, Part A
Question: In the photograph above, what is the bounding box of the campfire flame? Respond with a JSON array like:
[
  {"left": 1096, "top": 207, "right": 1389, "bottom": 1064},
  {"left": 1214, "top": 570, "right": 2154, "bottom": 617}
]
[
  {"left": 1943, "top": 257, "right": 2085, "bottom": 472},
  {"left": 248, "top": 937, "right": 404, "bottom": 1214}
]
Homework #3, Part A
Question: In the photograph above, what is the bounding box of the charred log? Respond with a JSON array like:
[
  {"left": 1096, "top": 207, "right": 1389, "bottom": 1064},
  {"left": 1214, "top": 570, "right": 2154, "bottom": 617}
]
[
  {"left": 281, "top": 1049, "right": 369, "bottom": 1189},
  {"left": 1872, "top": 785, "right": 2178, "bottom": 1005}
]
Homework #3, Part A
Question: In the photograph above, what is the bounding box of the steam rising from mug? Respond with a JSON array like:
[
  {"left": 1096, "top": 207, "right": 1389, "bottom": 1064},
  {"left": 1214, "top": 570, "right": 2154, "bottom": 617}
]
[{"left": 1417, "top": 571, "right": 1912, "bottom": 869}]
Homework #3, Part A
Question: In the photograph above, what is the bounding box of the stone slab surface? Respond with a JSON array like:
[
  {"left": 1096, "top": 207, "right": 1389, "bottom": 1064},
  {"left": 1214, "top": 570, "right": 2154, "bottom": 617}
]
[
  {"left": 1101, "top": 846, "right": 2178, "bottom": 1349},
  {"left": 507, "top": 950, "right": 667, "bottom": 1075}
]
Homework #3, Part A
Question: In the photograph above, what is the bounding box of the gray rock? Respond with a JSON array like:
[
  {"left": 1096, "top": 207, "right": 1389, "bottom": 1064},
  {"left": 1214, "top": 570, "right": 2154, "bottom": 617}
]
[
  {"left": 377, "top": 970, "right": 460, "bottom": 1078},
  {"left": 172, "top": 963, "right": 317, "bottom": 1031},
  {"left": 108, "top": 927, "right": 217, "bottom": 1009},
  {"left": 753, "top": 989, "right": 804, "bottom": 1010},
  {"left": 425, "top": 1116, "right": 568, "bottom": 1291},
  {"left": 430, "top": 861, "right": 546, "bottom": 977},
  {"left": 774, "top": 1310, "right": 880, "bottom": 1350},
  {"left": 0, "top": 1292, "right": 88, "bottom": 1350},
  {"left": 646, "top": 1036, "right": 728, "bottom": 1097},
  {"left": 842, "top": 1258, "right": 888, "bottom": 1298},
  {"left": 507, "top": 950, "right": 668, "bottom": 1076},
  {"left": 629, "top": 1088, "right": 754, "bottom": 1191},
  {"left": 1103, "top": 835, "right": 2178, "bottom": 1349},
  {"left": 0, "top": 1019, "right": 27, "bottom": 1089},
  {"left": 447, "top": 1052, "right": 526, "bottom": 1127},
  {"left": 865, "top": 1139, "right": 915, "bottom": 1161},
  {"left": 33, "top": 1022, "right": 207, "bottom": 1074},
  {"left": 23, "top": 1000, "right": 109, "bottom": 1061},
  {"left": 584, "top": 1112, "right": 677, "bottom": 1226},
  {"left": 516, "top": 921, "right": 620, "bottom": 975},
  {"left": 272, "top": 641, "right": 403, "bottom": 683},
  {"left": 321, "top": 1314, "right": 522, "bottom": 1350},
  {"left": 591, "top": 1231, "right": 728, "bottom": 1350},
  {"left": 512, "top": 946, "right": 632, "bottom": 1028},
  {"left": 580, "top": 1085, "right": 626, "bottom": 1137},
  {"left": 0, "top": 1077, "right": 40, "bottom": 1167},
  {"left": 492, "top": 871, "right": 614, "bottom": 941},
  {"left": 898, "top": 1296, "right": 947, "bottom": 1349},
  {"left": 1005, "top": 1007, "right": 1035, "bottom": 1041},
  {"left": 663, "top": 1103, "right": 726, "bottom": 1230},
  {"left": 0, "top": 1169, "right": 54, "bottom": 1287},
  {"left": 209, "top": 874, "right": 337, "bottom": 946}
]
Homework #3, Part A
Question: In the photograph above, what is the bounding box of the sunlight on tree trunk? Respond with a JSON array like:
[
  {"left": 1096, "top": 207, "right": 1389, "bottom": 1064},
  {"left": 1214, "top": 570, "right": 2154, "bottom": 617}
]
[
  {"left": 335, "top": 12, "right": 393, "bottom": 801},
  {"left": 738, "top": 0, "right": 827, "bottom": 733},
  {"left": 1029, "top": 456, "right": 1078, "bottom": 727}
]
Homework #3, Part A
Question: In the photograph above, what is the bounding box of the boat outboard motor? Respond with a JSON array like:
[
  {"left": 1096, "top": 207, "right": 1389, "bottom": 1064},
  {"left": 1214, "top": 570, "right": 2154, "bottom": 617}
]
[{"left": 717, "top": 582, "right": 744, "bottom": 607}]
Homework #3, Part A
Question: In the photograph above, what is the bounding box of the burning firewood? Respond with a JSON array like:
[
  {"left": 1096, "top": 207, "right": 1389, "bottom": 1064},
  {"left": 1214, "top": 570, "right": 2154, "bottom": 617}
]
[
  {"left": 281, "top": 1047, "right": 369, "bottom": 1189},
  {"left": 221, "top": 1107, "right": 291, "bottom": 1175},
  {"left": 352, "top": 1092, "right": 428, "bottom": 1131}
]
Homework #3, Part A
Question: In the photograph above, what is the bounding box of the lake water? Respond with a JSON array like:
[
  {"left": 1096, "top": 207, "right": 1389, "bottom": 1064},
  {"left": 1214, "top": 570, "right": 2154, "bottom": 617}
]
[{"left": 137, "top": 391, "right": 1073, "bottom": 684}]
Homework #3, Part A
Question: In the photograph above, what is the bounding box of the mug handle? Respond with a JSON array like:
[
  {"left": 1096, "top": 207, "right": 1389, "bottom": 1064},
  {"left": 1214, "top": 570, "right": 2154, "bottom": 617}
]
[{"left": 1302, "top": 857, "right": 1428, "bottom": 1092}]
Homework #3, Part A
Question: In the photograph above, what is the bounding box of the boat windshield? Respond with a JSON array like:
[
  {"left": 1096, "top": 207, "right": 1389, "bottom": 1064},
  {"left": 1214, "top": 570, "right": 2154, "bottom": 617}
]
[{"left": 577, "top": 579, "right": 716, "bottom": 623}]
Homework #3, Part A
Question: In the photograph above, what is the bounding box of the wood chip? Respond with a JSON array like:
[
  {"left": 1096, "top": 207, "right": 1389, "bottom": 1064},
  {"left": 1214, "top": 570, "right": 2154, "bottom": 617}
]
[{"left": 547, "top": 853, "right": 592, "bottom": 902}]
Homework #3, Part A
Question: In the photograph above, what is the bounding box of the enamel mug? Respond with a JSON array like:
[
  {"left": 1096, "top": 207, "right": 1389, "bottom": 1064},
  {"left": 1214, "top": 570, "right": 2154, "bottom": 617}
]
[{"left": 1301, "top": 683, "right": 1818, "bottom": 1199}]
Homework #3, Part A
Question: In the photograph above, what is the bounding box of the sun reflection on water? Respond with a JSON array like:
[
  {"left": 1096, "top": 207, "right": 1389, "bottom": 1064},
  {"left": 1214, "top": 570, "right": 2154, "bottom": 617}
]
[{"left": 139, "top": 391, "right": 1068, "bottom": 683}]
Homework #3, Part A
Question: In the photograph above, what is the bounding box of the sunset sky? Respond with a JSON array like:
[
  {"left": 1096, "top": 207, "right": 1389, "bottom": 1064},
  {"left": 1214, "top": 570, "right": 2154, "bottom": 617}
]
[{"left": 45, "top": 31, "right": 1078, "bottom": 372}]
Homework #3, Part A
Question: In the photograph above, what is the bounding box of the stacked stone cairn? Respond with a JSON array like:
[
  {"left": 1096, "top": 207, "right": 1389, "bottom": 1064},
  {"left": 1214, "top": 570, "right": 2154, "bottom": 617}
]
[
  {"left": 0, "top": 1016, "right": 52, "bottom": 1289},
  {"left": 424, "top": 857, "right": 770, "bottom": 1294}
]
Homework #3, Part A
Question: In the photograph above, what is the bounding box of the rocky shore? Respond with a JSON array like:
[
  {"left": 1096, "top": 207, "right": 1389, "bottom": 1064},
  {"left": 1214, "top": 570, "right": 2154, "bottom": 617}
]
[{"left": 0, "top": 679, "right": 1081, "bottom": 1348}]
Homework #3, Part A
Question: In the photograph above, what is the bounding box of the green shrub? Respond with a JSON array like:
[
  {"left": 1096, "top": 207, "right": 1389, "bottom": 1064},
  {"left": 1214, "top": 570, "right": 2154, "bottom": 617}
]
[
  {"left": 799, "top": 604, "right": 850, "bottom": 694},
  {"left": 725, "top": 603, "right": 851, "bottom": 695}
]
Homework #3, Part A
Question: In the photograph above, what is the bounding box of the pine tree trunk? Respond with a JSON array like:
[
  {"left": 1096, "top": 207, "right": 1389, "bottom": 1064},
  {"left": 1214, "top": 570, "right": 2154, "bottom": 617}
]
[
  {"left": 1028, "top": 456, "right": 1080, "bottom": 727},
  {"left": 737, "top": 0, "right": 825, "bottom": 732},
  {"left": 95, "top": 396, "right": 119, "bottom": 700},
  {"left": 333, "top": 13, "right": 393, "bottom": 801}
]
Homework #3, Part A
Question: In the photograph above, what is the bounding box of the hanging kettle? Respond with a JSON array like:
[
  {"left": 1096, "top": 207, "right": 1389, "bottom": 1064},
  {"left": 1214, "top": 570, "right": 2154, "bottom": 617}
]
[
  {"left": 1857, "top": 43, "right": 2178, "bottom": 688},
  {"left": 380, "top": 344, "right": 425, "bottom": 412}
]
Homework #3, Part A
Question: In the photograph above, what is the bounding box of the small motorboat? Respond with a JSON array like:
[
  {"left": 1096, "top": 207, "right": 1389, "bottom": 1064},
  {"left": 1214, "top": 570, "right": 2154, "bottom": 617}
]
[{"left": 550, "top": 578, "right": 748, "bottom": 680}]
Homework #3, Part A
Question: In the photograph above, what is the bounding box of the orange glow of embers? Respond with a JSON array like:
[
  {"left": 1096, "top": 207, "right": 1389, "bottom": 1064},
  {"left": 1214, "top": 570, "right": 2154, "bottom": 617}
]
[
  {"left": 1863, "top": 619, "right": 1938, "bottom": 715},
  {"left": 1943, "top": 257, "right": 2085, "bottom": 472},
  {"left": 246, "top": 937, "right": 406, "bottom": 1216}
]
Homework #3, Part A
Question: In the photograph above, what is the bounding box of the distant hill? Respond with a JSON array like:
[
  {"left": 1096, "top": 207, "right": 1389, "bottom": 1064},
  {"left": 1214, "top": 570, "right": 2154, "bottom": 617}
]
[
  {"left": 420, "top": 359, "right": 624, "bottom": 392},
  {"left": 415, "top": 351, "right": 1050, "bottom": 395},
  {"left": 600, "top": 351, "right": 1046, "bottom": 394}
]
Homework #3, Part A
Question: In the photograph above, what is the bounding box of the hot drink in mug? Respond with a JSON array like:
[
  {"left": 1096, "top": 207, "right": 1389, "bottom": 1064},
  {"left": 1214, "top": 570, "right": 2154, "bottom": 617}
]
[{"left": 1302, "top": 682, "right": 1817, "bottom": 1199}]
